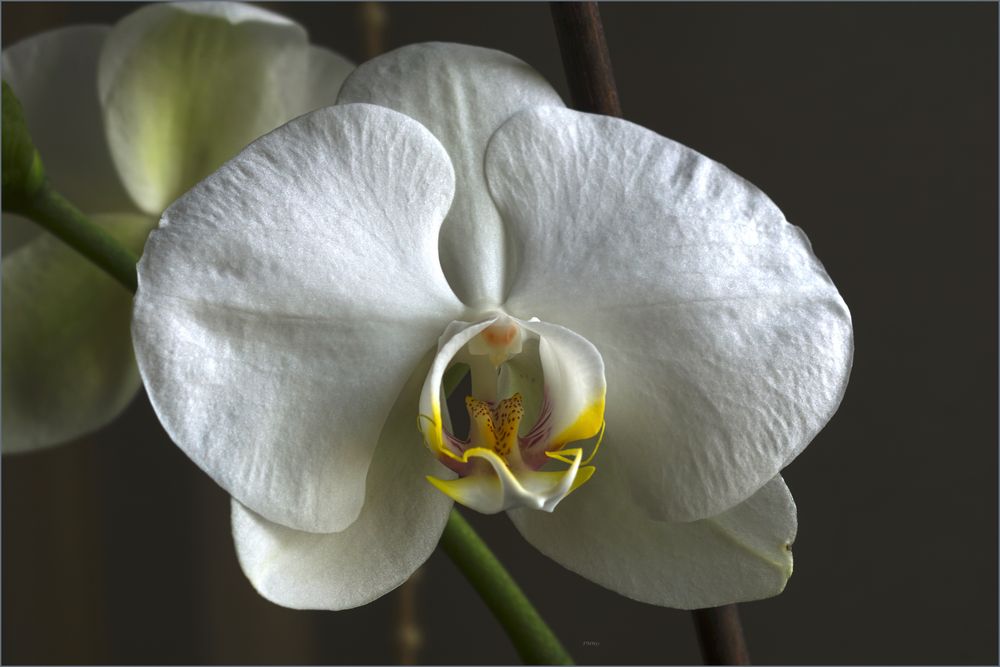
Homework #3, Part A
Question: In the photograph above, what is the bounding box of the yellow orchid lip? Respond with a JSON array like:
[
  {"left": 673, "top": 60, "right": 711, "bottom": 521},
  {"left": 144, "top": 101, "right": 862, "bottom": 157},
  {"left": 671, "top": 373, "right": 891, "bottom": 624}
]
[{"left": 416, "top": 316, "right": 606, "bottom": 515}]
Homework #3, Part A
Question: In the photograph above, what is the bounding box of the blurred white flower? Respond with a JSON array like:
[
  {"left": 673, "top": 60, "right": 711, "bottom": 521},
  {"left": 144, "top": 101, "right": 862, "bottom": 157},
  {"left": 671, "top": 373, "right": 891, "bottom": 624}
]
[
  {"left": 133, "top": 43, "right": 853, "bottom": 610},
  {"left": 2, "top": 2, "right": 352, "bottom": 452}
]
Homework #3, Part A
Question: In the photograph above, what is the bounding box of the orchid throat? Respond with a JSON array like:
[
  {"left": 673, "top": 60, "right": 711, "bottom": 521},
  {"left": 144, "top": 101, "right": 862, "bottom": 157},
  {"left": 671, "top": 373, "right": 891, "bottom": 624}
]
[{"left": 418, "top": 315, "right": 606, "bottom": 514}]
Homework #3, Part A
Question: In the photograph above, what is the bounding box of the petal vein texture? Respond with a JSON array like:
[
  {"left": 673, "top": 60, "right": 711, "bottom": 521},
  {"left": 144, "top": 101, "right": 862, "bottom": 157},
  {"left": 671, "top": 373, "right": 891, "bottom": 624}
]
[
  {"left": 339, "top": 43, "right": 565, "bottom": 308},
  {"left": 488, "top": 107, "right": 853, "bottom": 521},
  {"left": 133, "top": 104, "right": 464, "bottom": 532},
  {"left": 232, "top": 355, "right": 454, "bottom": 610}
]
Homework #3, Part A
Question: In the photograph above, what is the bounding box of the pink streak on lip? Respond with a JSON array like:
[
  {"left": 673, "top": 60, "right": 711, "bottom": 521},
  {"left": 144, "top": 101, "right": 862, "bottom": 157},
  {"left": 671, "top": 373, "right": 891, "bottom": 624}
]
[{"left": 436, "top": 387, "right": 559, "bottom": 475}]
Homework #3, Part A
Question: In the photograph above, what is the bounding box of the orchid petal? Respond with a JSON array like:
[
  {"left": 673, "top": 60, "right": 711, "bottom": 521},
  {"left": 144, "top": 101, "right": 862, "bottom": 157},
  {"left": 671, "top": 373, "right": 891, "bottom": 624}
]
[
  {"left": 2, "top": 26, "right": 133, "bottom": 216},
  {"left": 133, "top": 104, "right": 464, "bottom": 533},
  {"left": 418, "top": 318, "right": 496, "bottom": 461},
  {"left": 98, "top": 2, "right": 351, "bottom": 215},
  {"left": 488, "top": 107, "right": 853, "bottom": 521},
  {"left": 518, "top": 320, "right": 605, "bottom": 454},
  {"left": 2, "top": 214, "right": 154, "bottom": 453},
  {"left": 338, "top": 43, "right": 564, "bottom": 308},
  {"left": 232, "top": 359, "right": 453, "bottom": 610},
  {"left": 509, "top": 450, "right": 797, "bottom": 609}
]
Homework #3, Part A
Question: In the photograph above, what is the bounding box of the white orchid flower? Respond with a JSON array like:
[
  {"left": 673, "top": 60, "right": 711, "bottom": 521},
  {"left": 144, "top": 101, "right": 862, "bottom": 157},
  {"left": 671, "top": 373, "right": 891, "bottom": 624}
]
[
  {"left": 132, "top": 43, "right": 853, "bottom": 610},
  {"left": 2, "top": 2, "right": 352, "bottom": 453}
]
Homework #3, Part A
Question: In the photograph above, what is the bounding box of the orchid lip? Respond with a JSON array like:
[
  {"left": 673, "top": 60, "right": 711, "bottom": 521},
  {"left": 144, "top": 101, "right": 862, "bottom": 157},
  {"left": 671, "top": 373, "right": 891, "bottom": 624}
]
[{"left": 417, "top": 316, "right": 606, "bottom": 515}]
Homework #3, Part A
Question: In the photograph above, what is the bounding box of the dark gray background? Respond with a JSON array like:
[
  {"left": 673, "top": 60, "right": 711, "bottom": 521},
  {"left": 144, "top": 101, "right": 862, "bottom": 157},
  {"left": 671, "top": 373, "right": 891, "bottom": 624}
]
[{"left": 2, "top": 2, "right": 997, "bottom": 664}]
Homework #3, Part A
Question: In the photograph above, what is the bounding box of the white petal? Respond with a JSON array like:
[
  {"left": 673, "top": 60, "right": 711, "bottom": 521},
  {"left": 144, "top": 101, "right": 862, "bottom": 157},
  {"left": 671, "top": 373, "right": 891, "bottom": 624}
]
[
  {"left": 156, "top": 1, "right": 302, "bottom": 25},
  {"left": 2, "top": 214, "right": 154, "bottom": 453},
  {"left": 232, "top": 358, "right": 454, "bottom": 610},
  {"left": 98, "top": 2, "right": 351, "bottom": 214},
  {"left": 133, "top": 104, "right": 464, "bottom": 533},
  {"left": 488, "top": 107, "right": 853, "bottom": 521},
  {"left": 338, "top": 43, "right": 564, "bottom": 308},
  {"left": 418, "top": 318, "right": 495, "bottom": 456},
  {"left": 519, "top": 320, "right": 605, "bottom": 452},
  {"left": 2, "top": 27, "right": 134, "bottom": 215},
  {"left": 509, "top": 450, "right": 797, "bottom": 610}
]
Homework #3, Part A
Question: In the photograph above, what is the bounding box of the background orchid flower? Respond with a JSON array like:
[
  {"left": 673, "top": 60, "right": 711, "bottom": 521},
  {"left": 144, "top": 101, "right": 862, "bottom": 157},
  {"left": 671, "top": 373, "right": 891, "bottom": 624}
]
[
  {"left": 1, "top": 2, "right": 352, "bottom": 453},
  {"left": 132, "top": 42, "right": 853, "bottom": 611}
]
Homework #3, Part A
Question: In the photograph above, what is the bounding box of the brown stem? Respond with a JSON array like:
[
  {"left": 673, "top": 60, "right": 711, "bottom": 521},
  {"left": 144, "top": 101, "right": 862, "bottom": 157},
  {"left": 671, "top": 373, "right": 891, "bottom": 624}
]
[
  {"left": 358, "top": 1, "right": 388, "bottom": 61},
  {"left": 692, "top": 605, "right": 751, "bottom": 665},
  {"left": 394, "top": 567, "right": 424, "bottom": 665},
  {"left": 549, "top": 2, "right": 622, "bottom": 117},
  {"left": 550, "top": 4, "right": 751, "bottom": 665}
]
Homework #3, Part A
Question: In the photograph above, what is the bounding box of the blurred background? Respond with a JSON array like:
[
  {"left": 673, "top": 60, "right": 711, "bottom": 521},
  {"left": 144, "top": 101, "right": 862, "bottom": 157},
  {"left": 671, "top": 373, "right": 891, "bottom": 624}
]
[{"left": 2, "top": 2, "right": 997, "bottom": 664}]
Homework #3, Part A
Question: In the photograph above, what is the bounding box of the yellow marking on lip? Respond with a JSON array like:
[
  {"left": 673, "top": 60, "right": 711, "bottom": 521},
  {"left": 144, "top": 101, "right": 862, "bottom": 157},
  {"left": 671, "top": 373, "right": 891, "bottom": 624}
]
[
  {"left": 425, "top": 473, "right": 500, "bottom": 509},
  {"left": 545, "top": 418, "right": 604, "bottom": 466},
  {"left": 551, "top": 393, "right": 606, "bottom": 448},
  {"left": 569, "top": 465, "right": 596, "bottom": 493},
  {"left": 418, "top": 400, "right": 463, "bottom": 461},
  {"left": 466, "top": 393, "right": 524, "bottom": 459}
]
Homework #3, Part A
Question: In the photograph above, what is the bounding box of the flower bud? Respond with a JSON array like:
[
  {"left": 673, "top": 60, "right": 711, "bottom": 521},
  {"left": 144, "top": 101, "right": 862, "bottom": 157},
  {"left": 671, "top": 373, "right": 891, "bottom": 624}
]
[{"left": 2, "top": 80, "right": 45, "bottom": 208}]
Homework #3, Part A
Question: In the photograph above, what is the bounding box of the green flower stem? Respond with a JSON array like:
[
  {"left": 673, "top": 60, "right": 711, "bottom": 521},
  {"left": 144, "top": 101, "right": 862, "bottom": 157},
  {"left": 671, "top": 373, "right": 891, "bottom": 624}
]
[
  {"left": 5, "top": 184, "right": 573, "bottom": 665},
  {"left": 439, "top": 509, "right": 574, "bottom": 665},
  {"left": 437, "top": 368, "right": 572, "bottom": 664},
  {"left": 7, "top": 183, "right": 139, "bottom": 292}
]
